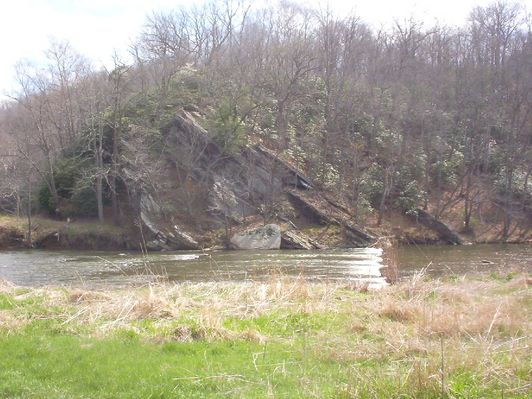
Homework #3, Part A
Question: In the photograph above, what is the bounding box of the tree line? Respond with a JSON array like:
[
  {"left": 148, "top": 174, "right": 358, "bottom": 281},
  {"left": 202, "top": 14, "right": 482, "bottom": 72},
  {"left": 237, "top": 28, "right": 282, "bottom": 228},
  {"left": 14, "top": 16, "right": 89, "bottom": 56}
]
[{"left": 0, "top": 0, "right": 530, "bottom": 241}]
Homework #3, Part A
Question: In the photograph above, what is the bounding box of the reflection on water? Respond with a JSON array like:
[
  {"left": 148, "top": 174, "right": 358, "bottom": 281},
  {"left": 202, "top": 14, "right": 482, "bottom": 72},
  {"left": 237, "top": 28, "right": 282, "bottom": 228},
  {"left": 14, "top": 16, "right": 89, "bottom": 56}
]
[
  {"left": 396, "top": 244, "right": 531, "bottom": 279},
  {"left": 0, "top": 247, "right": 387, "bottom": 289},
  {"left": 0, "top": 244, "right": 529, "bottom": 289}
]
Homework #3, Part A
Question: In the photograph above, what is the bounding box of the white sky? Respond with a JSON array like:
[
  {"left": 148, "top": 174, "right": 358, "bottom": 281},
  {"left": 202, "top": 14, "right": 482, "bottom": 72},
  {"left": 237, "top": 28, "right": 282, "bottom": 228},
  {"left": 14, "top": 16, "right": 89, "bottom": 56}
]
[{"left": 0, "top": 0, "right": 528, "bottom": 101}]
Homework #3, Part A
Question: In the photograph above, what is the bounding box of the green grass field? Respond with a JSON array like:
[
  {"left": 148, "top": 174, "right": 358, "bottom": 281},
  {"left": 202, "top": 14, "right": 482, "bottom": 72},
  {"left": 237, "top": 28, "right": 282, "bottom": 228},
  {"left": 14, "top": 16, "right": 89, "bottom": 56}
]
[{"left": 0, "top": 273, "right": 530, "bottom": 398}]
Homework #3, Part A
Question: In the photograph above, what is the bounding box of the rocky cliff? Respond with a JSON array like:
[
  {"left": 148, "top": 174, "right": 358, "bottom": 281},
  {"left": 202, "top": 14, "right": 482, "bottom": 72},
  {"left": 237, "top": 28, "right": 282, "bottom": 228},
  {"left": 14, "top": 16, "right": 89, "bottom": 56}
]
[{"left": 135, "top": 111, "right": 379, "bottom": 250}]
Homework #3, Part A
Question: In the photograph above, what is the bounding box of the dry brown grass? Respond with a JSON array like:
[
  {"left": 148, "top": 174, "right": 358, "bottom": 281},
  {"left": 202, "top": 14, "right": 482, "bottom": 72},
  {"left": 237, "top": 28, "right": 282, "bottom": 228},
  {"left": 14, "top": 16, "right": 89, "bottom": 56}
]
[
  {"left": 0, "top": 278, "right": 16, "bottom": 291},
  {"left": 0, "top": 277, "right": 352, "bottom": 338},
  {"left": 1, "top": 273, "right": 530, "bottom": 352},
  {"left": 1, "top": 272, "right": 530, "bottom": 396},
  {"left": 374, "top": 276, "right": 529, "bottom": 339},
  {"left": 0, "top": 310, "right": 24, "bottom": 331}
]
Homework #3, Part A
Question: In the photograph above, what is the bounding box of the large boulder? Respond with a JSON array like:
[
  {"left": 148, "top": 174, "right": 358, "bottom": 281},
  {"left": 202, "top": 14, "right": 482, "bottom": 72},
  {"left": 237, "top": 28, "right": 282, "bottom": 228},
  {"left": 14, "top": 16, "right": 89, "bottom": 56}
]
[{"left": 230, "top": 224, "right": 281, "bottom": 250}]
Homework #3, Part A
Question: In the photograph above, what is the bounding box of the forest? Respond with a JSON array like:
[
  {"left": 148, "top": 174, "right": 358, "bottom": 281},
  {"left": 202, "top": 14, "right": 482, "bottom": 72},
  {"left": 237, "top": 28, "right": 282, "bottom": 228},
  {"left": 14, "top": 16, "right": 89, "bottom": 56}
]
[{"left": 0, "top": 0, "right": 530, "bottom": 248}]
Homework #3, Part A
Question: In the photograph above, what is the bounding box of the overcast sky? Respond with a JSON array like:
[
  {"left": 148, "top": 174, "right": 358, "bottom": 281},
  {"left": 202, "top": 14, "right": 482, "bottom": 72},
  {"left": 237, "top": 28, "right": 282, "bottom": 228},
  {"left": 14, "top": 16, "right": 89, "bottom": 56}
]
[{"left": 0, "top": 0, "right": 526, "bottom": 100}]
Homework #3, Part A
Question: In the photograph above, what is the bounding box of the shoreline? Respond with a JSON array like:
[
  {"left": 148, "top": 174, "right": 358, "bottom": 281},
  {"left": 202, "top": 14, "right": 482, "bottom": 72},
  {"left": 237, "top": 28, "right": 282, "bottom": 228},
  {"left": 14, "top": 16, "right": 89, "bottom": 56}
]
[{"left": 1, "top": 214, "right": 530, "bottom": 252}]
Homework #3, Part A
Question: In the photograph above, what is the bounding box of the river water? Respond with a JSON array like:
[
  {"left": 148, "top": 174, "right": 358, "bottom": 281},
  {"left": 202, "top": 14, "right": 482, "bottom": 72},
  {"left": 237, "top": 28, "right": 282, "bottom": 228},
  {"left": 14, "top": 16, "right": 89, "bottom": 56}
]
[{"left": 0, "top": 244, "right": 530, "bottom": 289}]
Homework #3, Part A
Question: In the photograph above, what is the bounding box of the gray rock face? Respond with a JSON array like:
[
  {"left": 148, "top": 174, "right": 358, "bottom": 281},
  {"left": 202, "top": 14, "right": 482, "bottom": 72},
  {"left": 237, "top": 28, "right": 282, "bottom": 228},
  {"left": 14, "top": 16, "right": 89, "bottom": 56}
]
[
  {"left": 281, "top": 230, "right": 324, "bottom": 250},
  {"left": 209, "top": 176, "right": 247, "bottom": 224},
  {"left": 286, "top": 190, "right": 376, "bottom": 247},
  {"left": 140, "top": 194, "right": 199, "bottom": 250},
  {"left": 230, "top": 224, "right": 281, "bottom": 250},
  {"left": 410, "top": 208, "right": 463, "bottom": 245},
  {"left": 129, "top": 113, "right": 376, "bottom": 250}
]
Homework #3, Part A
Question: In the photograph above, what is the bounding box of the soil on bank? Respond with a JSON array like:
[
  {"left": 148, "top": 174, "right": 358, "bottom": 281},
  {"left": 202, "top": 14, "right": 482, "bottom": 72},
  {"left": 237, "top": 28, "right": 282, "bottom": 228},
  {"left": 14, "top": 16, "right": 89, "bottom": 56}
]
[
  {"left": 0, "top": 215, "right": 136, "bottom": 251},
  {"left": 0, "top": 200, "right": 529, "bottom": 252}
]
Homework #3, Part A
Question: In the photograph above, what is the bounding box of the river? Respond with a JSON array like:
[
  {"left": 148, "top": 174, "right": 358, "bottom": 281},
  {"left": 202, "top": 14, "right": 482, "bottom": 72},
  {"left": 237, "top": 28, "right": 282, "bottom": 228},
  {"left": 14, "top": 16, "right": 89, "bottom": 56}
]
[{"left": 0, "top": 244, "right": 530, "bottom": 289}]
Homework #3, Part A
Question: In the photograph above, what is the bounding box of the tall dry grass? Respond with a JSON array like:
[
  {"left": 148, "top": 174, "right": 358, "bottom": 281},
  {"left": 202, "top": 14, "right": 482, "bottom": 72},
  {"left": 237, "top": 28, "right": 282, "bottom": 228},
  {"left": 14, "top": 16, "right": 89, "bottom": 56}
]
[
  {"left": 1, "top": 274, "right": 529, "bottom": 340},
  {"left": 1, "top": 271, "right": 530, "bottom": 395}
]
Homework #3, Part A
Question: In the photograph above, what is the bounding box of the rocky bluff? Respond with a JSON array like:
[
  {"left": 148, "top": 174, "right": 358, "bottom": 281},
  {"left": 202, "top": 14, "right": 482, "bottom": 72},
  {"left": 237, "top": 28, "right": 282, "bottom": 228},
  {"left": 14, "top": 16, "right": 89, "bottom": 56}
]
[{"left": 130, "top": 111, "right": 462, "bottom": 251}]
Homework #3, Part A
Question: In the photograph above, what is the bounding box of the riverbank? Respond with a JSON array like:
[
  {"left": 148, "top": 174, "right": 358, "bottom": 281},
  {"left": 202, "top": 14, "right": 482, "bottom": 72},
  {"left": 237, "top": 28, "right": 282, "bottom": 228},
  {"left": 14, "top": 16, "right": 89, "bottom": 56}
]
[
  {"left": 1, "top": 213, "right": 530, "bottom": 253},
  {"left": 0, "top": 215, "right": 135, "bottom": 250},
  {"left": 0, "top": 273, "right": 529, "bottom": 398}
]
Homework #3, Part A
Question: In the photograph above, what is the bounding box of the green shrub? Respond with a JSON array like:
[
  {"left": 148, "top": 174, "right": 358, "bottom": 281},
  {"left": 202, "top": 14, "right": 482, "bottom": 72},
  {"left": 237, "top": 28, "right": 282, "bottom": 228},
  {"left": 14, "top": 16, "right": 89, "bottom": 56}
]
[
  {"left": 68, "top": 183, "right": 98, "bottom": 217},
  {"left": 209, "top": 100, "right": 246, "bottom": 154},
  {"left": 38, "top": 184, "right": 55, "bottom": 214},
  {"left": 394, "top": 180, "right": 423, "bottom": 214},
  {"left": 38, "top": 157, "right": 93, "bottom": 216}
]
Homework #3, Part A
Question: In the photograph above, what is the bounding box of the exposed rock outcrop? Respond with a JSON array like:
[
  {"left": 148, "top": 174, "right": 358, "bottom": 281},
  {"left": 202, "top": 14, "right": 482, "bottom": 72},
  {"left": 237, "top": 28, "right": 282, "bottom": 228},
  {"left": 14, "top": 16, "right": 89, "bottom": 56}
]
[
  {"left": 140, "top": 194, "right": 199, "bottom": 250},
  {"left": 281, "top": 230, "right": 324, "bottom": 250},
  {"left": 286, "top": 190, "right": 376, "bottom": 247},
  {"left": 248, "top": 144, "right": 313, "bottom": 190},
  {"left": 409, "top": 208, "right": 463, "bottom": 245},
  {"left": 230, "top": 224, "right": 281, "bottom": 250},
  {"left": 129, "top": 111, "right": 377, "bottom": 250}
]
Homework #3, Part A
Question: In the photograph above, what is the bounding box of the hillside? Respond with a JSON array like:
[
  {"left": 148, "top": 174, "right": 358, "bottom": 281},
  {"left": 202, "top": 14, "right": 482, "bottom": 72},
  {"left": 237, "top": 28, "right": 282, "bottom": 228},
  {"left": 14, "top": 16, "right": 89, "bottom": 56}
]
[{"left": 0, "top": 1, "right": 530, "bottom": 249}]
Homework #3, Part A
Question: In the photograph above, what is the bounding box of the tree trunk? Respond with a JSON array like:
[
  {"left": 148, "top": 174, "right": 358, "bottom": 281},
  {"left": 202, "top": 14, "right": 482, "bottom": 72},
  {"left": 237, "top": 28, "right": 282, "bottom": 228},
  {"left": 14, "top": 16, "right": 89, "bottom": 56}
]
[
  {"left": 111, "top": 126, "right": 120, "bottom": 225},
  {"left": 502, "top": 168, "right": 513, "bottom": 240},
  {"left": 96, "top": 174, "right": 104, "bottom": 223},
  {"left": 47, "top": 157, "right": 60, "bottom": 212},
  {"left": 95, "top": 137, "right": 104, "bottom": 223},
  {"left": 110, "top": 175, "right": 119, "bottom": 225},
  {"left": 463, "top": 172, "right": 473, "bottom": 232},
  {"left": 26, "top": 180, "right": 32, "bottom": 247},
  {"left": 15, "top": 192, "right": 21, "bottom": 218},
  {"left": 522, "top": 167, "right": 530, "bottom": 213},
  {"left": 378, "top": 168, "right": 391, "bottom": 226},
  {"left": 275, "top": 100, "right": 289, "bottom": 148}
]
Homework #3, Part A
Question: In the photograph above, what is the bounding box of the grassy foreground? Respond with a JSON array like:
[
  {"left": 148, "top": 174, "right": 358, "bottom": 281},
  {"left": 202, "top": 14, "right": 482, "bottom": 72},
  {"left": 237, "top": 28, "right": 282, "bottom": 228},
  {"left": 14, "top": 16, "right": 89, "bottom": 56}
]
[{"left": 0, "top": 273, "right": 530, "bottom": 398}]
